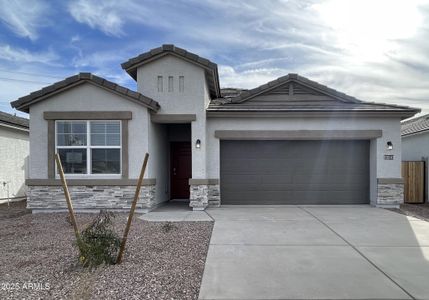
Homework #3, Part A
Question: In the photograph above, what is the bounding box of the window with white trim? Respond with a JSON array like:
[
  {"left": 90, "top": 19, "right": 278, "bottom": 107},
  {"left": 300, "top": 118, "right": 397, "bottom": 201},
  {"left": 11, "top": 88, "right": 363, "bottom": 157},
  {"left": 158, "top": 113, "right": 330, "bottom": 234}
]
[{"left": 56, "top": 120, "right": 121, "bottom": 175}]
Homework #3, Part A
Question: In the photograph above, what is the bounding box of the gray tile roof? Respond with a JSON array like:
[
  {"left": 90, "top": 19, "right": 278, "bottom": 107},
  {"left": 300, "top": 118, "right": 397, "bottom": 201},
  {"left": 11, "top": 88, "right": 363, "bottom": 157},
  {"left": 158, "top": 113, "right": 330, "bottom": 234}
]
[
  {"left": 121, "top": 44, "right": 221, "bottom": 98},
  {"left": 0, "top": 111, "right": 29, "bottom": 130},
  {"left": 401, "top": 114, "right": 429, "bottom": 136},
  {"left": 209, "top": 74, "right": 420, "bottom": 119},
  {"left": 230, "top": 74, "right": 362, "bottom": 103},
  {"left": 10, "top": 73, "right": 160, "bottom": 113}
]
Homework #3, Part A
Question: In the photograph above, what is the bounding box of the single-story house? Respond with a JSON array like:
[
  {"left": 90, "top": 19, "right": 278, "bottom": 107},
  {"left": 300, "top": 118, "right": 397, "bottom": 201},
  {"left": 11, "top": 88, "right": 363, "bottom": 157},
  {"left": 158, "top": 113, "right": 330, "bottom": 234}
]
[
  {"left": 10, "top": 44, "right": 420, "bottom": 212},
  {"left": 0, "top": 111, "right": 29, "bottom": 204},
  {"left": 401, "top": 114, "right": 429, "bottom": 202}
]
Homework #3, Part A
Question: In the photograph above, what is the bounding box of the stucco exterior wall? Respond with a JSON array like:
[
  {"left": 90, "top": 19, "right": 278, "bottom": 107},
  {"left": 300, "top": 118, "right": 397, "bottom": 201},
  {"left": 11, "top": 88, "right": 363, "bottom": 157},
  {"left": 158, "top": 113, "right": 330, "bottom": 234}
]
[
  {"left": 0, "top": 126, "right": 29, "bottom": 201},
  {"left": 136, "top": 55, "right": 209, "bottom": 179},
  {"left": 207, "top": 117, "right": 402, "bottom": 205},
  {"left": 148, "top": 122, "right": 169, "bottom": 205},
  {"left": 28, "top": 82, "right": 150, "bottom": 180},
  {"left": 402, "top": 132, "right": 429, "bottom": 161}
]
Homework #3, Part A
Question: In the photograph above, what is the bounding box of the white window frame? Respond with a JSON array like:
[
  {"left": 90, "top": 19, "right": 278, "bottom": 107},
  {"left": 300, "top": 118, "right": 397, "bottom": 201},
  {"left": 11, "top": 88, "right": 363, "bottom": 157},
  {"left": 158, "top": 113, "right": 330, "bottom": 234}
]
[{"left": 55, "top": 120, "right": 122, "bottom": 178}]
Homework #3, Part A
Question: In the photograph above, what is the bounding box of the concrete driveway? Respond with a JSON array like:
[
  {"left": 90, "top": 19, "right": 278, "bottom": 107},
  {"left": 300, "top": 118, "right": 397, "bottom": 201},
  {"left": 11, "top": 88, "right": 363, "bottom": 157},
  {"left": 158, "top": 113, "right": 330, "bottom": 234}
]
[{"left": 199, "top": 205, "right": 429, "bottom": 300}]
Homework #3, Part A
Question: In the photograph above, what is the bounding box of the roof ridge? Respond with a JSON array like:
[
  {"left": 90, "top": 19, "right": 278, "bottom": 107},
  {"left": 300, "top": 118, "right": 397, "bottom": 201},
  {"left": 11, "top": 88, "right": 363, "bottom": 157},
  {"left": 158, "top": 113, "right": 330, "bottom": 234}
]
[
  {"left": 121, "top": 44, "right": 218, "bottom": 70},
  {"left": 401, "top": 113, "right": 429, "bottom": 125}
]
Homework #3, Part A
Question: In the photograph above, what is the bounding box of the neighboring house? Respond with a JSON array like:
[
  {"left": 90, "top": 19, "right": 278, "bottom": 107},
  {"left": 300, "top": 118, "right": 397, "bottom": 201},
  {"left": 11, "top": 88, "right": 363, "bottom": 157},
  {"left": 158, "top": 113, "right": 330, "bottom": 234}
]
[
  {"left": 10, "top": 44, "right": 419, "bottom": 212},
  {"left": 0, "top": 111, "right": 29, "bottom": 204},
  {"left": 401, "top": 114, "right": 429, "bottom": 202}
]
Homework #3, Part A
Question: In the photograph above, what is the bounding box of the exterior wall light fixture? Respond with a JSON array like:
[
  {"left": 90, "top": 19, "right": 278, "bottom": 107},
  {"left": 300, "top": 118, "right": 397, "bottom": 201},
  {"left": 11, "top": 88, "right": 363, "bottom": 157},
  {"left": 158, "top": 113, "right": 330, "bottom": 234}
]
[
  {"left": 387, "top": 141, "right": 393, "bottom": 150},
  {"left": 195, "top": 139, "right": 201, "bottom": 149}
]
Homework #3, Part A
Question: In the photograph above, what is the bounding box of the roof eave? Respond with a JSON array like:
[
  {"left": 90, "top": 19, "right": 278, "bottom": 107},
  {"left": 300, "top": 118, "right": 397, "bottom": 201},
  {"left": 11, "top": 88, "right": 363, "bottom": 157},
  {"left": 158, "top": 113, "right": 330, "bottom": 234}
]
[
  {"left": 12, "top": 105, "right": 29, "bottom": 113},
  {"left": 206, "top": 109, "right": 420, "bottom": 119},
  {"left": 0, "top": 121, "right": 29, "bottom": 132},
  {"left": 125, "top": 68, "right": 137, "bottom": 81},
  {"left": 402, "top": 129, "right": 429, "bottom": 138}
]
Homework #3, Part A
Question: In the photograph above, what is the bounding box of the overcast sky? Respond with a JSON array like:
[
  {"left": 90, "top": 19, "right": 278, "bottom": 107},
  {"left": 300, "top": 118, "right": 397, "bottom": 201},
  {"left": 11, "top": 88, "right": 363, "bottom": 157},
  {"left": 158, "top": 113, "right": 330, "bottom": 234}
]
[{"left": 0, "top": 0, "right": 428, "bottom": 117}]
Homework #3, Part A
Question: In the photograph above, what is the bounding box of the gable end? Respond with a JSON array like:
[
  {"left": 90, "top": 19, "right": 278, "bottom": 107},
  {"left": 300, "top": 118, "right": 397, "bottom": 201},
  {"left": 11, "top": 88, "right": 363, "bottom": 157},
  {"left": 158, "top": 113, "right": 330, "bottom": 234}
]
[
  {"left": 10, "top": 73, "right": 160, "bottom": 113},
  {"left": 121, "top": 44, "right": 221, "bottom": 98},
  {"left": 232, "top": 75, "right": 360, "bottom": 104}
]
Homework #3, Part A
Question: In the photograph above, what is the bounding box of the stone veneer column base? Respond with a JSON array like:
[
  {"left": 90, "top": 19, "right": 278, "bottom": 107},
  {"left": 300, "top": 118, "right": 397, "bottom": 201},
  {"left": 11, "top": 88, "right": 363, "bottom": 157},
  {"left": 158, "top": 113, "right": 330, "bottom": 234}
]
[
  {"left": 189, "top": 181, "right": 220, "bottom": 211},
  {"left": 376, "top": 178, "right": 404, "bottom": 207},
  {"left": 27, "top": 185, "right": 156, "bottom": 211}
]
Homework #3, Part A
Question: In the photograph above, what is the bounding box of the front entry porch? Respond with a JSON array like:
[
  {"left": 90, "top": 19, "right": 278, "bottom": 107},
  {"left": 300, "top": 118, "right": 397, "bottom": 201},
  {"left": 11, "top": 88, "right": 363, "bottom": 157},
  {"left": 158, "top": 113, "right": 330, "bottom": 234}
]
[
  {"left": 139, "top": 200, "right": 212, "bottom": 221},
  {"left": 150, "top": 119, "right": 220, "bottom": 211}
]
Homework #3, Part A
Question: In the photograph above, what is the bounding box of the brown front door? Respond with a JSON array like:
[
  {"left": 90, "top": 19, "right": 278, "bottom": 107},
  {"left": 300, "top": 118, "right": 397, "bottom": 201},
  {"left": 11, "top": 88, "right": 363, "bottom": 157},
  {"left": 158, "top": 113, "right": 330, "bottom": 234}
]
[{"left": 170, "top": 142, "right": 192, "bottom": 199}]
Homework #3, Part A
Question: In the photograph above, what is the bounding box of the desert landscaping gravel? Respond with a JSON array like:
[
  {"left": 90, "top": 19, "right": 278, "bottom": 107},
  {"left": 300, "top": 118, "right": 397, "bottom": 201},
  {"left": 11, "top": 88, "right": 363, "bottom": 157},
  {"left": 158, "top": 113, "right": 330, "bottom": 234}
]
[
  {"left": 387, "top": 203, "right": 429, "bottom": 222},
  {"left": 0, "top": 212, "right": 213, "bottom": 299}
]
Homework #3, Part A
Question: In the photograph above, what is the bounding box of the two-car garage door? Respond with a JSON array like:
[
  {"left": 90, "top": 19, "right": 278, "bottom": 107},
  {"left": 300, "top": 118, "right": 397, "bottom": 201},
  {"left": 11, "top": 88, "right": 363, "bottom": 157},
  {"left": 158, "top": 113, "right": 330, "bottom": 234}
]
[{"left": 220, "top": 140, "right": 370, "bottom": 205}]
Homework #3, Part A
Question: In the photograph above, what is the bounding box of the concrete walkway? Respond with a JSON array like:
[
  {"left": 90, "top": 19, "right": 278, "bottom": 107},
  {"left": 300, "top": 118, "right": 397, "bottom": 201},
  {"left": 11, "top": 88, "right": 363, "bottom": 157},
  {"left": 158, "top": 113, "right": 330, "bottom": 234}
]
[
  {"left": 199, "top": 205, "right": 429, "bottom": 300},
  {"left": 139, "top": 201, "right": 213, "bottom": 222}
]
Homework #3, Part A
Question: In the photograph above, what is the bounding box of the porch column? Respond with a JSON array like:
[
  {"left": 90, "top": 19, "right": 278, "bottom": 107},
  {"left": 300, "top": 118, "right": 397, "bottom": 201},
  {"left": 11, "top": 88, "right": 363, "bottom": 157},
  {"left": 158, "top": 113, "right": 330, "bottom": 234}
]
[{"left": 189, "top": 119, "right": 210, "bottom": 210}]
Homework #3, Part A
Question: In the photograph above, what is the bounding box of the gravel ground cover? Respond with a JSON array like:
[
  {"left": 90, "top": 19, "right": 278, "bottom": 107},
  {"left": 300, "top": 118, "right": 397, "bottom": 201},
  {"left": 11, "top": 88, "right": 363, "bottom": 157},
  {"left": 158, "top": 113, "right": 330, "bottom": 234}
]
[
  {"left": 387, "top": 203, "right": 429, "bottom": 222},
  {"left": 0, "top": 200, "right": 30, "bottom": 219},
  {"left": 0, "top": 212, "right": 213, "bottom": 299}
]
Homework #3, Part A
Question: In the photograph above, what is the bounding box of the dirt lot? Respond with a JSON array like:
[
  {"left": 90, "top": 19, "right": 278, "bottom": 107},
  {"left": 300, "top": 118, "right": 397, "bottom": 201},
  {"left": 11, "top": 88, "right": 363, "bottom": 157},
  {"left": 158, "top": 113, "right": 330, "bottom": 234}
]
[
  {"left": 0, "top": 209, "right": 213, "bottom": 299},
  {"left": 387, "top": 203, "right": 429, "bottom": 222}
]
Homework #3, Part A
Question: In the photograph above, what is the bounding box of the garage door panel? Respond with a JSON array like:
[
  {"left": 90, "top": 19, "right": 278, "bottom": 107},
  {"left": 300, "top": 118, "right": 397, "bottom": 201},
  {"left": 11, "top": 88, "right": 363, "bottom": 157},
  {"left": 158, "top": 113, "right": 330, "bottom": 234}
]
[
  {"left": 292, "top": 174, "right": 368, "bottom": 184},
  {"left": 221, "top": 158, "right": 301, "bottom": 174},
  {"left": 224, "top": 191, "right": 295, "bottom": 205},
  {"left": 292, "top": 191, "right": 369, "bottom": 204},
  {"left": 220, "top": 174, "right": 370, "bottom": 186},
  {"left": 302, "top": 159, "right": 366, "bottom": 170},
  {"left": 223, "top": 192, "right": 369, "bottom": 205},
  {"left": 221, "top": 142, "right": 313, "bottom": 159},
  {"left": 220, "top": 140, "right": 369, "bottom": 205},
  {"left": 222, "top": 183, "right": 296, "bottom": 192},
  {"left": 222, "top": 159, "right": 368, "bottom": 174},
  {"left": 260, "top": 175, "right": 294, "bottom": 184},
  {"left": 222, "top": 140, "right": 367, "bottom": 154},
  {"left": 222, "top": 182, "right": 369, "bottom": 192},
  {"left": 221, "top": 174, "right": 263, "bottom": 184}
]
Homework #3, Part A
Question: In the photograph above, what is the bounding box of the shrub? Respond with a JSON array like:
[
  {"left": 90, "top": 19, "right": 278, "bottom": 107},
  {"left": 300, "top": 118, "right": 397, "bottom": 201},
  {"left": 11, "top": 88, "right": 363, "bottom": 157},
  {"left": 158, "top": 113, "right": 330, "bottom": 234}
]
[{"left": 76, "top": 210, "right": 121, "bottom": 268}]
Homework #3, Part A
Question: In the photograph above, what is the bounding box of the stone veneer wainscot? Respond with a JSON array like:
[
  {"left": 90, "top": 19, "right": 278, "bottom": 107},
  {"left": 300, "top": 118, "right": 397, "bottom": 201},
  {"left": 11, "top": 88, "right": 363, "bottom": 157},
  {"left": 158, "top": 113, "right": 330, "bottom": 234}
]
[
  {"left": 189, "top": 179, "right": 220, "bottom": 210},
  {"left": 376, "top": 178, "right": 404, "bottom": 206},
  {"left": 28, "top": 185, "right": 156, "bottom": 211}
]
